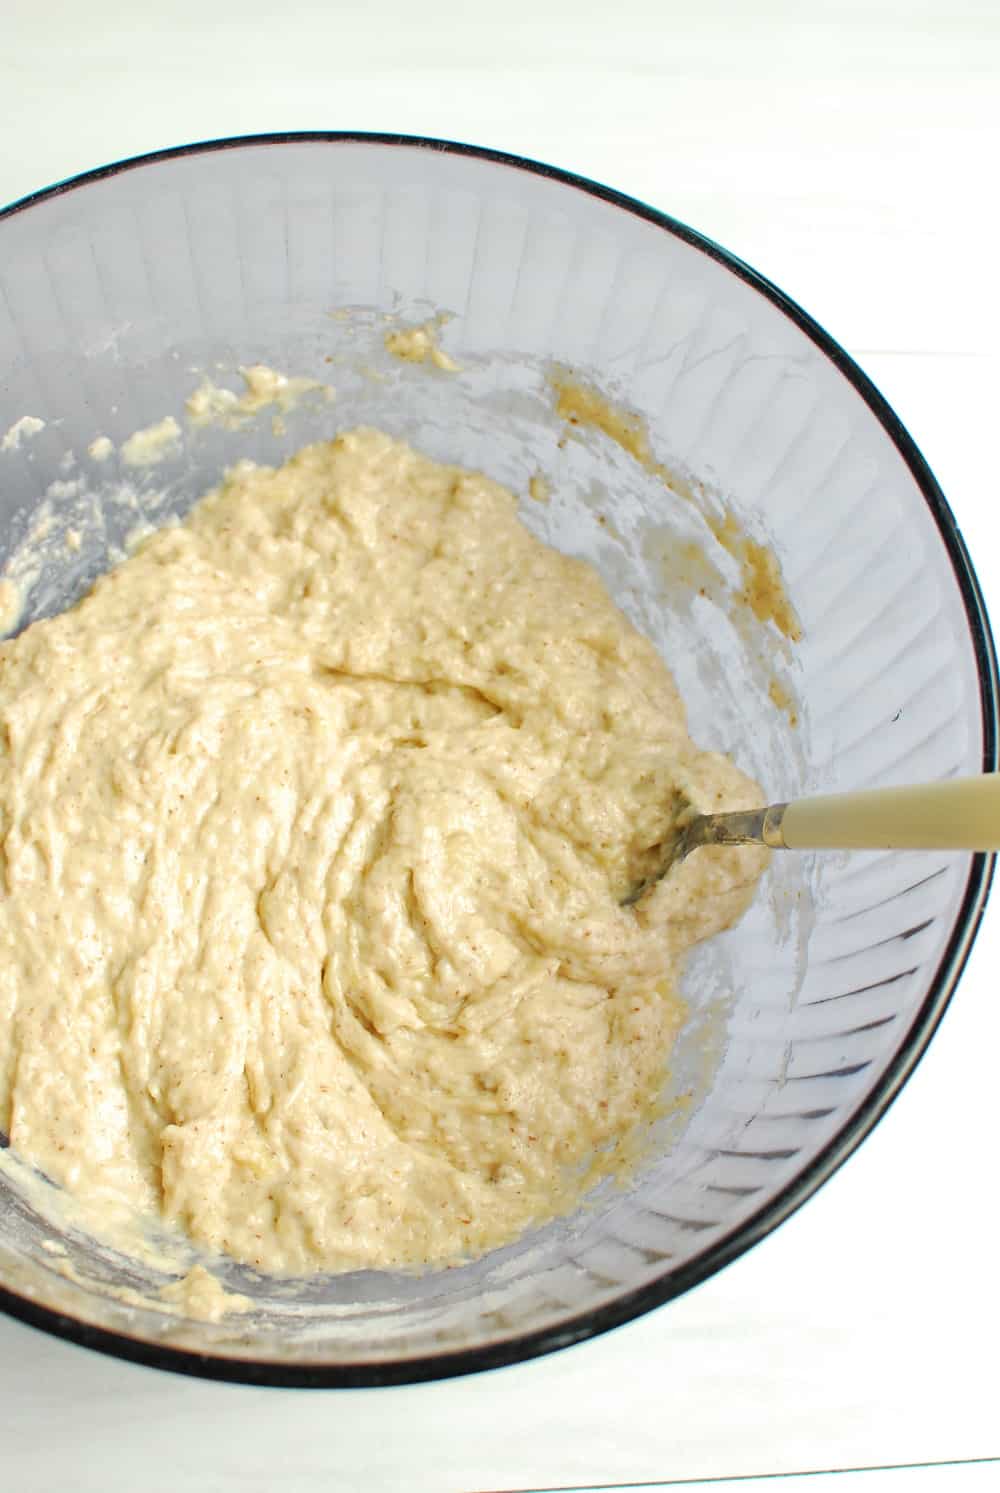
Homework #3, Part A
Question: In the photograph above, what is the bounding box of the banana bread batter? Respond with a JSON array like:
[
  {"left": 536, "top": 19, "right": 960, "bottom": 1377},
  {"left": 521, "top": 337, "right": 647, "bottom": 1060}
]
[{"left": 0, "top": 430, "right": 765, "bottom": 1275}]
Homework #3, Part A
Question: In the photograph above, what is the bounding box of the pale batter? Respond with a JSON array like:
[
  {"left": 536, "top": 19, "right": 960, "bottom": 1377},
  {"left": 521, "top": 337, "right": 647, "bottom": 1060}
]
[
  {"left": 384, "top": 318, "right": 462, "bottom": 372},
  {"left": 0, "top": 429, "right": 766, "bottom": 1275}
]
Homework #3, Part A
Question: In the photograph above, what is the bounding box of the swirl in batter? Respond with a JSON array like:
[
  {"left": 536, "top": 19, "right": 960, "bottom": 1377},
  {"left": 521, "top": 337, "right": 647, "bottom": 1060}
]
[{"left": 0, "top": 430, "right": 765, "bottom": 1273}]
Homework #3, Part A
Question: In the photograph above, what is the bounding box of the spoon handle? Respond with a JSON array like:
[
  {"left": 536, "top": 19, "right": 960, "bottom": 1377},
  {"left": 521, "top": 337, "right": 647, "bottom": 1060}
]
[
  {"left": 625, "top": 774, "right": 1000, "bottom": 907},
  {"left": 777, "top": 774, "right": 1000, "bottom": 852}
]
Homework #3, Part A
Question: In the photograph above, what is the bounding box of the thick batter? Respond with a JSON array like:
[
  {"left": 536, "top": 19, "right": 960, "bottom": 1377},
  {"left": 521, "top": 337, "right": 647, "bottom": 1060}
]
[{"left": 0, "top": 430, "right": 766, "bottom": 1275}]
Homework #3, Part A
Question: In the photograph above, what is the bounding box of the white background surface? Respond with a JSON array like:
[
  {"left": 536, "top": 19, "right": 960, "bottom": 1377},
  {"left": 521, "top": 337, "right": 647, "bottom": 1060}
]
[{"left": 1, "top": 2, "right": 999, "bottom": 1489}]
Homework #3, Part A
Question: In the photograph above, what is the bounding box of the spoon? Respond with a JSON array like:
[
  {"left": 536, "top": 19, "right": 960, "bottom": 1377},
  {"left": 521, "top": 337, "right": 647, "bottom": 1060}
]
[{"left": 623, "top": 773, "right": 1000, "bottom": 906}]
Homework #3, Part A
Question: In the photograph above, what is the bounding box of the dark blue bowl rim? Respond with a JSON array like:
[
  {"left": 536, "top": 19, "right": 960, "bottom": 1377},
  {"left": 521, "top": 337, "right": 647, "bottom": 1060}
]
[{"left": 0, "top": 130, "right": 996, "bottom": 1389}]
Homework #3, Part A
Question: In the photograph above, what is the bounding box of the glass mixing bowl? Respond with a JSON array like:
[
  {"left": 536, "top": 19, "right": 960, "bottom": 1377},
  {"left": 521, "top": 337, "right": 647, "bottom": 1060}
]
[{"left": 0, "top": 134, "right": 995, "bottom": 1386}]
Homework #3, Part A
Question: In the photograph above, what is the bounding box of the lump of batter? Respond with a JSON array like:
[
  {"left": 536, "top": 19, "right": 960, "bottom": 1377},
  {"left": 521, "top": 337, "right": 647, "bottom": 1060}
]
[
  {"left": 0, "top": 429, "right": 766, "bottom": 1275},
  {"left": 384, "top": 318, "right": 462, "bottom": 372}
]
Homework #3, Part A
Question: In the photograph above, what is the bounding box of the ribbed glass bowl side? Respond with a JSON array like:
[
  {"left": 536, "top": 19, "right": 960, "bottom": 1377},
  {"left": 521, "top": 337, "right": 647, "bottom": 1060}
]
[{"left": 0, "top": 136, "right": 993, "bottom": 1385}]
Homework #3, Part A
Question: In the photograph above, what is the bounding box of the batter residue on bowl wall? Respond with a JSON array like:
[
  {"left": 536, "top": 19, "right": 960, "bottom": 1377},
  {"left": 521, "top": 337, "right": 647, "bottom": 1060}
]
[
  {"left": 0, "top": 428, "right": 766, "bottom": 1277},
  {"left": 551, "top": 369, "right": 802, "bottom": 645},
  {"left": 1, "top": 416, "right": 45, "bottom": 453},
  {"left": 120, "top": 415, "right": 182, "bottom": 468},
  {"left": 186, "top": 364, "right": 334, "bottom": 431},
  {"left": 384, "top": 316, "right": 462, "bottom": 372}
]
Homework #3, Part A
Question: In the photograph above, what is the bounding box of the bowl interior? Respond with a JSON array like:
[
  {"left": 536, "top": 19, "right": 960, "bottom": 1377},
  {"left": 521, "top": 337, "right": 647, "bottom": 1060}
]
[{"left": 0, "top": 136, "right": 993, "bottom": 1384}]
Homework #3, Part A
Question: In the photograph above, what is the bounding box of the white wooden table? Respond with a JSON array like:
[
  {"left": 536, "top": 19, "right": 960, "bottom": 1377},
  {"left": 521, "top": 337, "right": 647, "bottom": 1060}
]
[{"left": 1, "top": 2, "right": 998, "bottom": 1488}]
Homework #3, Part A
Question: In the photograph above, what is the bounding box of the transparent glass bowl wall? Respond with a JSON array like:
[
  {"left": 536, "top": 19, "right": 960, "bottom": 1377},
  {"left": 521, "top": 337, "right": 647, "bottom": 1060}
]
[{"left": 0, "top": 137, "right": 994, "bottom": 1385}]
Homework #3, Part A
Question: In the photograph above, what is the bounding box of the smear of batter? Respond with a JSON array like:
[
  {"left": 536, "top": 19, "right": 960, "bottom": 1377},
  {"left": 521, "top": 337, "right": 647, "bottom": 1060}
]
[
  {"left": 0, "top": 429, "right": 766, "bottom": 1276},
  {"left": 186, "top": 364, "right": 333, "bottom": 428},
  {"left": 768, "top": 676, "right": 799, "bottom": 728},
  {"left": 551, "top": 371, "right": 802, "bottom": 643},
  {"left": 384, "top": 318, "right": 462, "bottom": 372},
  {"left": 1, "top": 416, "right": 45, "bottom": 453},
  {"left": 121, "top": 415, "right": 182, "bottom": 468}
]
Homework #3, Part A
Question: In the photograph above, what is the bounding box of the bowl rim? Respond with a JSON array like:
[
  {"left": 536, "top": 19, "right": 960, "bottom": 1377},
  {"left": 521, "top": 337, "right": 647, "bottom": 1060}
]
[{"left": 0, "top": 130, "right": 996, "bottom": 1390}]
